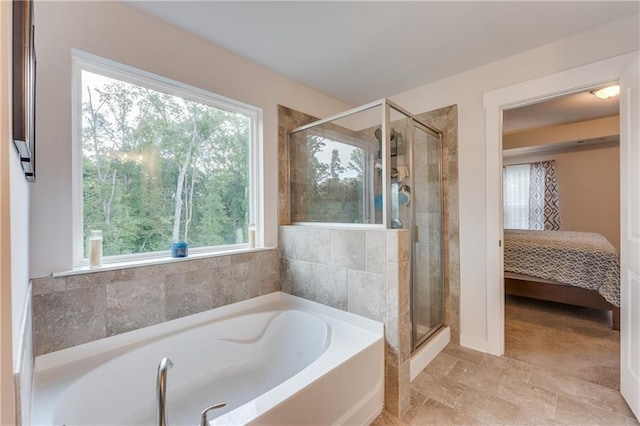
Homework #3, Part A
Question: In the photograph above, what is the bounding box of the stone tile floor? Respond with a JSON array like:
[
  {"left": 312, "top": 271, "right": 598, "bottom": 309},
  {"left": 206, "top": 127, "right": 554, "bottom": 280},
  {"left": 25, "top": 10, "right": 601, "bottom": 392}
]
[{"left": 372, "top": 343, "right": 638, "bottom": 425}]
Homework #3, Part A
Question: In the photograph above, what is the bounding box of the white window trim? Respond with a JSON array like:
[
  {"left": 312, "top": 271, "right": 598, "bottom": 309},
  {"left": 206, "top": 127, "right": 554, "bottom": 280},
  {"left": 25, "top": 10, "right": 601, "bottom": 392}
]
[{"left": 71, "top": 49, "right": 263, "bottom": 268}]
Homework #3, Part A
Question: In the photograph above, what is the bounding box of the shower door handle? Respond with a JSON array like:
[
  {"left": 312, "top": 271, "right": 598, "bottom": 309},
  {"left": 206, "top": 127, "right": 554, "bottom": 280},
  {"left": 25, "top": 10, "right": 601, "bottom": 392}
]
[{"left": 413, "top": 225, "right": 419, "bottom": 243}]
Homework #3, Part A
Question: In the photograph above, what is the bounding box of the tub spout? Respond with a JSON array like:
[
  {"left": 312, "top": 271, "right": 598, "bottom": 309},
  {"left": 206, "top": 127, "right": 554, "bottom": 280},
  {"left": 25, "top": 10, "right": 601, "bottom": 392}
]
[
  {"left": 156, "top": 357, "right": 173, "bottom": 426},
  {"left": 200, "top": 402, "right": 227, "bottom": 426}
]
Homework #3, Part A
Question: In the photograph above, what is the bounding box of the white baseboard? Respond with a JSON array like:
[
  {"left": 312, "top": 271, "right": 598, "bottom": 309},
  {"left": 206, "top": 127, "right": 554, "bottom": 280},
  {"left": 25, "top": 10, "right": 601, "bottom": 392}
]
[{"left": 410, "top": 327, "right": 450, "bottom": 381}]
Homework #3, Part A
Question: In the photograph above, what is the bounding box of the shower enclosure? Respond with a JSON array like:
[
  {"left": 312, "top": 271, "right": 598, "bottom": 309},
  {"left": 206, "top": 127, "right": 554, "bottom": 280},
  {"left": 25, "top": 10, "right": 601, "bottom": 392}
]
[{"left": 288, "top": 99, "right": 444, "bottom": 350}]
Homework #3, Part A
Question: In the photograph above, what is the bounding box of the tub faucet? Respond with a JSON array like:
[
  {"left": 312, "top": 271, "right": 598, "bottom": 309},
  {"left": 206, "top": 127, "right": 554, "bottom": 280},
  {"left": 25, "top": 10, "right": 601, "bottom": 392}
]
[
  {"left": 156, "top": 357, "right": 173, "bottom": 426},
  {"left": 200, "top": 403, "right": 227, "bottom": 426}
]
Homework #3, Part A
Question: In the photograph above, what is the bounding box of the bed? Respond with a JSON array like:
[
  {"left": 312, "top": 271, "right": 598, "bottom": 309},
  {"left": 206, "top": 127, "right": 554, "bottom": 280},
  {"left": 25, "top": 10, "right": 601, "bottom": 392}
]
[{"left": 503, "top": 229, "right": 620, "bottom": 330}]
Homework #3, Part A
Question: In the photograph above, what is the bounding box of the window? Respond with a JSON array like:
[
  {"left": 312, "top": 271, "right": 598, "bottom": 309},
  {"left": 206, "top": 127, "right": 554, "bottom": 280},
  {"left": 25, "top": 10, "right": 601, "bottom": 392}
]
[
  {"left": 73, "top": 53, "right": 261, "bottom": 264},
  {"left": 503, "top": 160, "right": 560, "bottom": 231}
]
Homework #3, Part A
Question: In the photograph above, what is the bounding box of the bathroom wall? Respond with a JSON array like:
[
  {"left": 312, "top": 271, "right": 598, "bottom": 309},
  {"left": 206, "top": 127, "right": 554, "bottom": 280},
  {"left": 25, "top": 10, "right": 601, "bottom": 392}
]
[
  {"left": 279, "top": 226, "right": 411, "bottom": 417},
  {"left": 31, "top": 1, "right": 351, "bottom": 278},
  {"left": 1, "top": 1, "right": 33, "bottom": 423},
  {"left": 31, "top": 249, "right": 279, "bottom": 356}
]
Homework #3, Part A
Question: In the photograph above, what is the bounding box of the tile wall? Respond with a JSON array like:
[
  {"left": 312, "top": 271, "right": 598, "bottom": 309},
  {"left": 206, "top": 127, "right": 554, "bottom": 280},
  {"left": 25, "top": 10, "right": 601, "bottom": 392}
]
[
  {"left": 279, "top": 225, "right": 412, "bottom": 417},
  {"left": 415, "top": 106, "right": 461, "bottom": 343},
  {"left": 31, "top": 249, "right": 279, "bottom": 356}
]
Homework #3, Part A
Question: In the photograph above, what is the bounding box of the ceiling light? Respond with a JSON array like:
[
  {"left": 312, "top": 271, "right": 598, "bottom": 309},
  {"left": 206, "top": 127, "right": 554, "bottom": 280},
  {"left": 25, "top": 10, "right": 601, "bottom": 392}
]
[{"left": 591, "top": 85, "right": 620, "bottom": 99}]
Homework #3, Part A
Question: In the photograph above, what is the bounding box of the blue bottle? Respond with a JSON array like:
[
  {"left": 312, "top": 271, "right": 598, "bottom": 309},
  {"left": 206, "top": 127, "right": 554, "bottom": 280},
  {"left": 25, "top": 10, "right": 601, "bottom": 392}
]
[{"left": 171, "top": 241, "right": 188, "bottom": 258}]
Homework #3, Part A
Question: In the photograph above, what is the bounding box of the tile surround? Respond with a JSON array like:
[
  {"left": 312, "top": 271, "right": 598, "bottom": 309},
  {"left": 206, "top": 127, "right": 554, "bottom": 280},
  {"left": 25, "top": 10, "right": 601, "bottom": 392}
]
[
  {"left": 279, "top": 225, "right": 411, "bottom": 417},
  {"left": 31, "top": 249, "right": 279, "bottom": 356}
]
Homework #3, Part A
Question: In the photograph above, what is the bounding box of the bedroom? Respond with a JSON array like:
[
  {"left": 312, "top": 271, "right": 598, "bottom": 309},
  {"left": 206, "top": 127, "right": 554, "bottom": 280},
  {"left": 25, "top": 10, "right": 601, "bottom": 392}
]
[{"left": 501, "top": 88, "right": 621, "bottom": 388}]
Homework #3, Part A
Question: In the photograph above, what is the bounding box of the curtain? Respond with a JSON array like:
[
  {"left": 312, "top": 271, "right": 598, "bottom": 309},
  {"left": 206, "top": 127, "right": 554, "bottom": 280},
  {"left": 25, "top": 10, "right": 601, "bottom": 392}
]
[{"left": 503, "top": 160, "right": 560, "bottom": 230}]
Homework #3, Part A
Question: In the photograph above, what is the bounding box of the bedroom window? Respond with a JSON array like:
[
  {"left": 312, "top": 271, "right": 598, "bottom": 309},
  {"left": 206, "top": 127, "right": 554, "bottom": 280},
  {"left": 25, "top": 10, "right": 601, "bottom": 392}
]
[
  {"left": 503, "top": 160, "right": 560, "bottom": 231},
  {"left": 73, "top": 52, "right": 262, "bottom": 265}
]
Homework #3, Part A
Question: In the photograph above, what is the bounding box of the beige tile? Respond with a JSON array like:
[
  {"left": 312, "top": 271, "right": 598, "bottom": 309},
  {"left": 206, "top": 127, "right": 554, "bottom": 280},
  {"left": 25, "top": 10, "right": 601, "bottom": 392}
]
[
  {"left": 417, "top": 352, "right": 459, "bottom": 377},
  {"left": 165, "top": 271, "right": 212, "bottom": 320},
  {"left": 372, "top": 410, "right": 409, "bottom": 426},
  {"left": 495, "top": 375, "right": 558, "bottom": 419},
  {"left": 401, "top": 389, "right": 428, "bottom": 424},
  {"left": 366, "top": 230, "right": 387, "bottom": 275},
  {"left": 211, "top": 263, "right": 250, "bottom": 308},
  {"left": 442, "top": 343, "right": 487, "bottom": 365},
  {"left": 386, "top": 356, "right": 400, "bottom": 417},
  {"left": 480, "top": 353, "right": 532, "bottom": 381},
  {"left": 386, "top": 231, "right": 399, "bottom": 263},
  {"left": 409, "top": 398, "right": 483, "bottom": 426},
  {"left": 284, "top": 259, "right": 316, "bottom": 301},
  {"left": 66, "top": 268, "right": 135, "bottom": 290},
  {"left": 516, "top": 408, "right": 564, "bottom": 425},
  {"left": 32, "top": 276, "right": 66, "bottom": 295},
  {"left": 399, "top": 360, "right": 411, "bottom": 417},
  {"left": 446, "top": 359, "right": 500, "bottom": 395},
  {"left": 314, "top": 264, "right": 347, "bottom": 310},
  {"left": 455, "top": 388, "right": 520, "bottom": 425},
  {"left": 33, "top": 287, "right": 106, "bottom": 355},
  {"left": 331, "top": 229, "right": 366, "bottom": 270},
  {"left": 106, "top": 278, "right": 165, "bottom": 336},
  {"left": 411, "top": 372, "right": 466, "bottom": 408},
  {"left": 555, "top": 395, "right": 638, "bottom": 426},
  {"left": 529, "top": 367, "right": 636, "bottom": 417},
  {"left": 347, "top": 270, "right": 386, "bottom": 322}
]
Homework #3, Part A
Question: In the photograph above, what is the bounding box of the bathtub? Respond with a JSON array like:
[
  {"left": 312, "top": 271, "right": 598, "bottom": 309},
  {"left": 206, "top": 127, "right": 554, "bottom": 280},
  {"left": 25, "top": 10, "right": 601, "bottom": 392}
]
[{"left": 32, "top": 292, "right": 384, "bottom": 425}]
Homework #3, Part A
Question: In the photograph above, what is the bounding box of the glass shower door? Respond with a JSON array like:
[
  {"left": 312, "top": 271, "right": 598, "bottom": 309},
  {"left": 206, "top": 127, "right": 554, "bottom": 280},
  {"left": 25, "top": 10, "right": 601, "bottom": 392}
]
[{"left": 412, "top": 123, "right": 444, "bottom": 349}]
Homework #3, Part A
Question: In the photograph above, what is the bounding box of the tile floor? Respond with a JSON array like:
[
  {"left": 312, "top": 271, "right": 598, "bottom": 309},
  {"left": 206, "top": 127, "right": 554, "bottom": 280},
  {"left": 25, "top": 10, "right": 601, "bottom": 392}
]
[{"left": 372, "top": 343, "right": 638, "bottom": 425}]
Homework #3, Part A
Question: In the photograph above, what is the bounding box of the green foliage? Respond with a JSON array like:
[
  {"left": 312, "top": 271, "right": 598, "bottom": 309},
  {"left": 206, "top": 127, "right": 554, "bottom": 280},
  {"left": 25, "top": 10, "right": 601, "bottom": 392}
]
[
  {"left": 82, "top": 71, "right": 250, "bottom": 257},
  {"left": 304, "top": 136, "right": 365, "bottom": 223}
]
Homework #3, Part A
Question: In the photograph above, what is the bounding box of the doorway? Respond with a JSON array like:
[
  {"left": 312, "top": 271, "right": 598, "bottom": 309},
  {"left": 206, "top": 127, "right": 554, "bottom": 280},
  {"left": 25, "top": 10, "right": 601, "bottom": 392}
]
[
  {"left": 500, "top": 89, "right": 621, "bottom": 389},
  {"left": 483, "top": 51, "right": 639, "bottom": 419}
]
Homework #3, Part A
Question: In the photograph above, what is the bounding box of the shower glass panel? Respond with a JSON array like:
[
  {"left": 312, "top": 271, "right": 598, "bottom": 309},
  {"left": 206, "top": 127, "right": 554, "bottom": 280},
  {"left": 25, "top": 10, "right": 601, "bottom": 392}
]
[
  {"left": 412, "top": 124, "right": 444, "bottom": 348},
  {"left": 388, "top": 107, "right": 412, "bottom": 231},
  {"left": 289, "top": 104, "right": 383, "bottom": 224},
  {"left": 288, "top": 99, "right": 445, "bottom": 352}
]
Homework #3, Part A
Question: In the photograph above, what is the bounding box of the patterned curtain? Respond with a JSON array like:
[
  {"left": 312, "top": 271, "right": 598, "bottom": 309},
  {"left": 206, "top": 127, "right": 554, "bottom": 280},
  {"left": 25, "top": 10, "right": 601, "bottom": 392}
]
[
  {"left": 529, "top": 160, "right": 561, "bottom": 230},
  {"left": 503, "top": 160, "right": 560, "bottom": 230}
]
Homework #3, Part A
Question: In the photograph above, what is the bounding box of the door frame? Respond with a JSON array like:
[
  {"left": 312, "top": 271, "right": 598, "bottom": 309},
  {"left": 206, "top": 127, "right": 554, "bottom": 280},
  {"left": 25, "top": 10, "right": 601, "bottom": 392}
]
[{"left": 483, "top": 51, "right": 639, "bottom": 356}]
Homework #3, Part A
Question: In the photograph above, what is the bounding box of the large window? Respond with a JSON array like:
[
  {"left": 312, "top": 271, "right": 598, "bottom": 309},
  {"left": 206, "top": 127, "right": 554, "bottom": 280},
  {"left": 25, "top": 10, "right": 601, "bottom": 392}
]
[{"left": 74, "top": 53, "right": 261, "bottom": 264}]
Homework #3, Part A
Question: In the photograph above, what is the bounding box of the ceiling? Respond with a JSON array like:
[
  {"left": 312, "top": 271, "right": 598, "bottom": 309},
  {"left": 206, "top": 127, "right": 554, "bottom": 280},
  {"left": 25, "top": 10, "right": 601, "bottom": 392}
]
[
  {"left": 126, "top": 1, "right": 639, "bottom": 106},
  {"left": 502, "top": 87, "right": 621, "bottom": 134}
]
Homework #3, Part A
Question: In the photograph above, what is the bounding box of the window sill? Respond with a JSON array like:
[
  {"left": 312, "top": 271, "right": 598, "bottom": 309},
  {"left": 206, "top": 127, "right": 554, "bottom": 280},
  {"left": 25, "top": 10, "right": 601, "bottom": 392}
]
[{"left": 52, "top": 247, "right": 273, "bottom": 278}]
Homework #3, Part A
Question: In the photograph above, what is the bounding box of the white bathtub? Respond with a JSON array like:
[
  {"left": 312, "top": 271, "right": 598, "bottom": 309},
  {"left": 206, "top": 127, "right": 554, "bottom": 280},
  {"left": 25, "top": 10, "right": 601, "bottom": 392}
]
[{"left": 32, "top": 292, "right": 384, "bottom": 425}]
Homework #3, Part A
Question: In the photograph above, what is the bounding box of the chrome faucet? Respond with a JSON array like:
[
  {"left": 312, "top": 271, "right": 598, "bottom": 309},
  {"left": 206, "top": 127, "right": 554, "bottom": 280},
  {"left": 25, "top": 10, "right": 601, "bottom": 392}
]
[
  {"left": 156, "top": 357, "right": 173, "bottom": 426},
  {"left": 200, "top": 403, "right": 227, "bottom": 426}
]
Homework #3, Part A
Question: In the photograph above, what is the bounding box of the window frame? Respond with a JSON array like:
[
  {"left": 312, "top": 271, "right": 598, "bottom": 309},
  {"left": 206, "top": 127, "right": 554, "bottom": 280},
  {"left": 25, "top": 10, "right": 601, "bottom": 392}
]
[{"left": 71, "top": 50, "right": 263, "bottom": 267}]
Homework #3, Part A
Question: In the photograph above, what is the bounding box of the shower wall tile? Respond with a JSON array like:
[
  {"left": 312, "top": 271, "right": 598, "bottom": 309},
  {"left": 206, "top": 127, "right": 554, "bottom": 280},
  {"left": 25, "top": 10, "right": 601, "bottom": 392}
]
[
  {"left": 386, "top": 231, "right": 399, "bottom": 263},
  {"left": 32, "top": 249, "right": 280, "bottom": 356},
  {"left": 279, "top": 226, "right": 331, "bottom": 264},
  {"left": 347, "top": 269, "right": 386, "bottom": 323},
  {"left": 314, "top": 264, "right": 347, "bottom": 310},
  {"left": 287, "top": 259, "right": 316, "bottom": 301},
  {"left": 331, "top": 229, "right": 366, "bottom": 270},
  {"left": 366, "top": 231, "right": 387, "bottom": 275}
]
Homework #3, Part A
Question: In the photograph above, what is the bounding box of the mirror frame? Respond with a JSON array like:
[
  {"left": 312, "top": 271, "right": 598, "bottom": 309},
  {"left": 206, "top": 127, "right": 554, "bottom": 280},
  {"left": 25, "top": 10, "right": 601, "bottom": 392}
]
[{"left": 12, "top": 0, "right": 36, "bottom": 182}]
